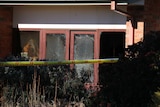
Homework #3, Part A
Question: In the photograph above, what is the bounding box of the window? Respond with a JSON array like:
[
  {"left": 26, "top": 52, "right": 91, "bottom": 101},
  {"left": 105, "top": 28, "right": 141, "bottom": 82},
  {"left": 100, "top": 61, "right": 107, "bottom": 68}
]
[
  {"left": 20, "top": 31, "right": 39, "bottom": 59},
  {"left": 19, "top": 29, "right": 125, "bottom": 85},
  {"left": 46, "top": 33, "right": 66, "bottom": 61}
]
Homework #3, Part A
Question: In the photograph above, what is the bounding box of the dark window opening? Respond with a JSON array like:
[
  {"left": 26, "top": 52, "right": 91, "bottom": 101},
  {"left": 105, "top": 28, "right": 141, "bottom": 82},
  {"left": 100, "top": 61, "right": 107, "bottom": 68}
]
[
  {"left": 100, "top": 32, "right": 125, "bottom": 58},
  {"left": 20, "top": 31, "right": 40, "bottom": 59},
  {"left": 12, "top": 28, "right": 21, "bottom": 56}
]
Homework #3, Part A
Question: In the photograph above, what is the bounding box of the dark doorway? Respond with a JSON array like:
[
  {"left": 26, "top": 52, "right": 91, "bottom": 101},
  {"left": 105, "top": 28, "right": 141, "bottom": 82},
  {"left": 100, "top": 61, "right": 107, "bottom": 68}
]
[
  {"left": 100, "top": 32, "right": 125, "bottom": 58},
  {"left": 12, "top": 28, "right": 21, "bottom": 56}
]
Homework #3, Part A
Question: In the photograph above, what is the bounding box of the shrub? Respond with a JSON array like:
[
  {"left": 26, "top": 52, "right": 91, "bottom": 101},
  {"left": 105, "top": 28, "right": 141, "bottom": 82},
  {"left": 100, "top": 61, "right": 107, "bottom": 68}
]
[
  {"left": 0, "top": 56, "right": 93, "bottom": 107},
  {"left": 98, "top": 31, "right": 160, "bottom": 107}
]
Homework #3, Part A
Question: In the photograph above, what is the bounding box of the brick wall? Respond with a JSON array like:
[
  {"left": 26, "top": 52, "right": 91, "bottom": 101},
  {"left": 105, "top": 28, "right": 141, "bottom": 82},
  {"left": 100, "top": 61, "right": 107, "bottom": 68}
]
[
  {"left": 145, "top": 0, "right": 160, "bottom": 34},
  {"left": 0, "top": 6, "right": 13, "bottom": 59},
  {"left": 126, "top": 5, "right": 144, "bottom": 46}
]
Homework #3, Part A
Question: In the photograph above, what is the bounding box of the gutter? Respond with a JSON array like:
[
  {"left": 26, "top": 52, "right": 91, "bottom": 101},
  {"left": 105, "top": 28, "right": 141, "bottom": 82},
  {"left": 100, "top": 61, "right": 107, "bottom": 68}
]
[
  {"left": 111, "top": 0, "right": 135, "bottom": 45},
  {"left": 0, "top": 1, "right": 127, "bottom": 6},
  {"left": 111, "top": 0, "right": 131, "bottom": 17}
]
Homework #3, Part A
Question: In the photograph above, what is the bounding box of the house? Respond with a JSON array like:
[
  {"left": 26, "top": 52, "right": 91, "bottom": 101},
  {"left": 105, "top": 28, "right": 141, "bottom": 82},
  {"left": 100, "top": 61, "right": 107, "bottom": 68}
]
[{"left": 0, "top": 0, "right": 145, "bottom": 85}]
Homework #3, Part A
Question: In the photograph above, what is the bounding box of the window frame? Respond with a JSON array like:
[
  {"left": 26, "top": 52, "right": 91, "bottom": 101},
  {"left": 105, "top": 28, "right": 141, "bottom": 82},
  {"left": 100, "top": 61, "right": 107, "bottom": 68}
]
[{"left": 18, "top": 28, "right": 125, "bottom": 85}]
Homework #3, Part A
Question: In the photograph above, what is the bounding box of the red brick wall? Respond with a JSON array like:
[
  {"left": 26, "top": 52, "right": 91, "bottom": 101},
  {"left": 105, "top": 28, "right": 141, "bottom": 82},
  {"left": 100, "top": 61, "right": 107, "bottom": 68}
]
[
  {"left": 126, "top": 5, "right": 144, "bottom": 46},
  {"left": 0, "top": 6, "right": 13, "bottom": 59},
  {"left": 145, "top": 0, "right": 160, "bottom": 34}
]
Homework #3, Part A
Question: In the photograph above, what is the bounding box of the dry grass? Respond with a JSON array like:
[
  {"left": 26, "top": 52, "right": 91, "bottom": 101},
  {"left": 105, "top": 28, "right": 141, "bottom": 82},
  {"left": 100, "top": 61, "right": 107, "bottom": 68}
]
[{"left": 0, "top": 67, "right": 86, "bottom": 107}]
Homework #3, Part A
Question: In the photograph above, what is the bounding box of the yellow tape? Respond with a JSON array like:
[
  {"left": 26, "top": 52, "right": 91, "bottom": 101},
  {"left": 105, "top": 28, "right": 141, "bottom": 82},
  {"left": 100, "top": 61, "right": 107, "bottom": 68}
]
[{"left": 0, "top": 58, "right": 119, "bottom": 66}]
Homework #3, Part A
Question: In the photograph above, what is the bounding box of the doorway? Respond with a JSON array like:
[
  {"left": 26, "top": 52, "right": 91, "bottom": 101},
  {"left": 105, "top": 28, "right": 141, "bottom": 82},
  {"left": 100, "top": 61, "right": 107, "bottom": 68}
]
[
  {"left": 100, "top": 32, "right": 125, "bottom": 59},
  {"left": 70, "top": 31, "right": 98, "bottom": 83}
]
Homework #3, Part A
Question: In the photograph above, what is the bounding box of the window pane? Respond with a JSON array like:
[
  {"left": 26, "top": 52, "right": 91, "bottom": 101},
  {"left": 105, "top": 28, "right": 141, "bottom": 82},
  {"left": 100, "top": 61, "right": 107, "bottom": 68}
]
[
  {"left": 20, "top": 31, "right": 39, "bottom": 59},
  {"left": 46, "top": 33, "right": 66, "bottom": 61},
  {"left": 74, "top": 34, "right": 94, "bottom": 82}
]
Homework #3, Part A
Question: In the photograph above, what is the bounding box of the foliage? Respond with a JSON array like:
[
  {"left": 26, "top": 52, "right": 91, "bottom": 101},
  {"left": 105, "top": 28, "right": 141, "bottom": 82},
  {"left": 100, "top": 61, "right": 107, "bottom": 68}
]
[
  {"left": 98, "top": 31, "right": 160, "bottom": 107},
  {"left": 0, "top": 56, "right": 93, "bottom": 107},
  {"left": 151, "top": 91, "right": 160, "bottom": 107},
  {"left": 2, "top": 31, "right": 160, "bottom": 106}
]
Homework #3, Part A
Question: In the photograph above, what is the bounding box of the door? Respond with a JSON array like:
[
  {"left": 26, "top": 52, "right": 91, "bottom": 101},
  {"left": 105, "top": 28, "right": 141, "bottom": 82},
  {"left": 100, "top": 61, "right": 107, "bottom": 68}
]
[
  {"left": 24, "top": 30, "right": 99, "bottom": 84},
  {"left": 70, "top": 31, "right": 98, "bottom": 83},
  {"left": 100, "top": 32, "right": 125, "bottom": 58}
]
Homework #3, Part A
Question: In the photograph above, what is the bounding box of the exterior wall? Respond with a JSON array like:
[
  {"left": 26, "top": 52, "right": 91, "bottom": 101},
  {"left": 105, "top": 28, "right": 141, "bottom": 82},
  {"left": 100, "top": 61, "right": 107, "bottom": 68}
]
[
  {"left": 0, "top": 6, "right": 13, "bottom": 58},
  {"left": 13, "top": 5, "right": 126, "bottom": 27},
  {"left": 126, "top": 5, "right": 144, "bottom": 46},
  {"left": 0, "top": 5, "right": 140, "bottom": 58},
  {"left": 130, "top": 0, "right": 144, "bottom": 5},
  {"left": 145, "top": 0, "right": 160, "bottom": 34}
]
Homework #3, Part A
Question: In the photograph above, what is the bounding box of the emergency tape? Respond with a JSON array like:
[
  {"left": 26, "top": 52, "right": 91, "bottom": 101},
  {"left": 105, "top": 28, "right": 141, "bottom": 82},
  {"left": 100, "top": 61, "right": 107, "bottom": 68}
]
[{"left": 0, "top": 58, "right": 119, "bottom": 66}]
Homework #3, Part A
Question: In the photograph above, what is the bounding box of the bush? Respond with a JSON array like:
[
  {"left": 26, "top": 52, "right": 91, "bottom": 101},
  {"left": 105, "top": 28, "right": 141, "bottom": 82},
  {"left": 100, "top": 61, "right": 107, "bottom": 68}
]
[
  {"left": 98, "top": 31, "right": 160, "bottom": 107},
  {"left": 0, "top": 56, "right": 93, "bottom": 107}
]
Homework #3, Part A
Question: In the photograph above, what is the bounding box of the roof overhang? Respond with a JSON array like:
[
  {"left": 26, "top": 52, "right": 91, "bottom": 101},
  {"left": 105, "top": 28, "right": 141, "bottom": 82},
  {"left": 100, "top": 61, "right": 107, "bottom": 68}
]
[
  {"left": 0, "top": 0, "right": 143, "bottom": 6},
  {"left": 0, "top": 3, "right": 127, "bottom": 6},
  {"left": 0, "top": 1, "right": 128, "bottom": 6}
]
